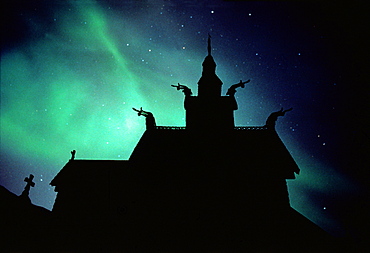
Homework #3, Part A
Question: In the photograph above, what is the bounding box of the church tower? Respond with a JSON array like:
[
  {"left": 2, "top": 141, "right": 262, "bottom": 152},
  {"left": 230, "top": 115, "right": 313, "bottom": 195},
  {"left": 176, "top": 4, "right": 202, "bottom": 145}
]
[{"left": 185, "top": 34, "right": 237, "bottom": 130}]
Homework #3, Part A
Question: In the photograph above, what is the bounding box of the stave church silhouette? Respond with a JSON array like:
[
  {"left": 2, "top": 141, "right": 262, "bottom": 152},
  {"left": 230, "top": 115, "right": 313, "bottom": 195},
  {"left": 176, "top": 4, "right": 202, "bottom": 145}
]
[
  {"left": 50, "top": 36, "right": 334, "bottom": 252},
  {"left": 46, "top": 35, "right": 334, "bottom": 252}
]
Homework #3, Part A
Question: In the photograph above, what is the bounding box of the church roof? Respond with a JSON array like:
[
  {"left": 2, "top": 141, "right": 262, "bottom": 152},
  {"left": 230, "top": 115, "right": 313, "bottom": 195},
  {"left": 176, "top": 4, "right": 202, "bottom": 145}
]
[
  {"left": 50, "top": 160, "right": 130, "bottom": 191},
  {"left": 129, "top": 126, "right": 299, "bottom": 179},
  {"left": 51, "top": 125, "right": 299, "bottom": 191}
]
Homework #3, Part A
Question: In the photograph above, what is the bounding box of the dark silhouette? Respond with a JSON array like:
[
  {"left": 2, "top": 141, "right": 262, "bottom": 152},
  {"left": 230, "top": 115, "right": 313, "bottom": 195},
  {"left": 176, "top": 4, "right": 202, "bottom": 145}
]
[
  {"left": 133, "top": 107, "right": 156, "bottom": 130},
  {"left": 20, "top": 174, "right": 35, "bottom": 200},
  {"left": 3, "top": 36, "right": 344, "bottom": 252},
  {"left": 265, "top": 107, "right": 293, "bottom": 128},
  {"left": 1, "top": 185, "right": 52, "bottom": 252},
  {"left": 171, "top": 83, "right": 193, "bottom": 96},
  {"left": 45, "top": 37, "right": 340, "bottom": 252},
  {"left": 197, "top": 34, "right": 223, "bottom": 99},
  {"left": 70, "top": 150, "right": 76, "bottom": 160},
  {"left": 226, "top": 79, "right": 250, "bottom": 96}
]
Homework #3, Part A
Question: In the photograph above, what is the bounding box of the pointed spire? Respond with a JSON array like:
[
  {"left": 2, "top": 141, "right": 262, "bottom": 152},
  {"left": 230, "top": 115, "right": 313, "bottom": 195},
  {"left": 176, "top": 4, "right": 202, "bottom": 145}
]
[
  {"left": 207, "top": 33, "right": 212, "bottom": 56},
  {"left": 197, "top": 34, "right": 222, "bottom": 98}
]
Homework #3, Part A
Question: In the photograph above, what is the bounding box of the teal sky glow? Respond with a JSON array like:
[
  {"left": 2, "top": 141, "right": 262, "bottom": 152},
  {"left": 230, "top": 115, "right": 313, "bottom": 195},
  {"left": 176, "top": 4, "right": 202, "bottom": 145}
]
[{"left": 1, "top": 1, "right": 367, "bottom": 239}]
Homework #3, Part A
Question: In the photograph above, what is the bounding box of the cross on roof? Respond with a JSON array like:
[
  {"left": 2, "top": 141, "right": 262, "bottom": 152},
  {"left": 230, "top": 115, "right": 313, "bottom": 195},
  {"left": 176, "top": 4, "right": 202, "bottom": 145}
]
[
  {"left": 20, "top": 174, "right": 35, "bottom": 198},
  {"left": 25, "top": 174, "right": 35, "bottom": 187}
]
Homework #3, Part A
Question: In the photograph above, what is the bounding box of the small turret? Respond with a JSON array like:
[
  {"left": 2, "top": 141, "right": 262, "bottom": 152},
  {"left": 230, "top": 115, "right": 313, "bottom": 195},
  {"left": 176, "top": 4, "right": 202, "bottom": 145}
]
[{"left": 197, "top": 34, "right": 223, "bottom": 98}]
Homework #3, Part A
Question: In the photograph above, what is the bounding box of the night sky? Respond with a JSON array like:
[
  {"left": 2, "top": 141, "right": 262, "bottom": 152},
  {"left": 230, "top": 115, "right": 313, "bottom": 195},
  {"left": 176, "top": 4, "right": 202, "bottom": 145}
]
[{"left": 1, "top": 0, "right": 369, "bottom": 240}]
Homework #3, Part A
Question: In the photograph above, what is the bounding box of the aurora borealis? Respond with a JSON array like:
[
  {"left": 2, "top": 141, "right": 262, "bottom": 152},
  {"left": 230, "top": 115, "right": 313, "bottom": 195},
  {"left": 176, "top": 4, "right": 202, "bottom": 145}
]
[{"left": 1, "top": 0, "right": 369, "bottom": 240}]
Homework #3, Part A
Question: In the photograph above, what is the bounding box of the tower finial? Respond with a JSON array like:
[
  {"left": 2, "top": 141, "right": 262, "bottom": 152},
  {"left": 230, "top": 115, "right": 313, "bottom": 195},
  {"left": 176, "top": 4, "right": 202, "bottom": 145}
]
[
  {"left": 207, "top": 33, "right": 212, "bottom": 55},
  {"left": 265, "top": 108, "right": 293, "bottom": 129}
]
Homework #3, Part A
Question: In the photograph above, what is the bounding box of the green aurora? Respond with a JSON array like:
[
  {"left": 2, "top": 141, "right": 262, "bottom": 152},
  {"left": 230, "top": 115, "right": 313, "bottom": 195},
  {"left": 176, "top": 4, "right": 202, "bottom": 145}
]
[{"left": 1, "top": 0, "right": 366, "bottom": 238}]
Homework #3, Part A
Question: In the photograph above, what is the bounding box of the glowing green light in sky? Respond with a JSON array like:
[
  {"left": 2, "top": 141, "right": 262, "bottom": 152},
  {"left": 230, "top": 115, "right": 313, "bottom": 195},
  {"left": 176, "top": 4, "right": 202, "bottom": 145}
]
[
  {"left": 1, "top": 0, "right": 185, "bottom": 164},
  {"left": 1, "top": 2, "right": 357, "bottom": 238}
]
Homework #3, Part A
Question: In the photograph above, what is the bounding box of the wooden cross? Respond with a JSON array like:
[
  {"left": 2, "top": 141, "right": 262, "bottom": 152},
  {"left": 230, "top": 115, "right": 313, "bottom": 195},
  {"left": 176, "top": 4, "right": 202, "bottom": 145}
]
[
  {"left": 25, "top": 174, "right": 35, "bottom": 187},
  {"left": 21, "top": 174, "right": 35, "bottom": 197}
]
